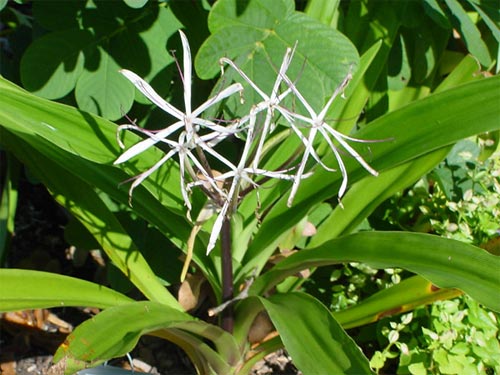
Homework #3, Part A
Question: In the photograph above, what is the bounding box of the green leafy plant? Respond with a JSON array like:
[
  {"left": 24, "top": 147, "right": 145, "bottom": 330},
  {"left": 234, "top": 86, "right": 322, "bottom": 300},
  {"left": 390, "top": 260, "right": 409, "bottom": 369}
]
[
  {"left": 369, "top": 297, "right": 500, "bottom": 375},
  {"left": 1, "top": 1, "right": 499, "bottom": 374},
  {"left": 364, "top": 141, "right": 499, "bottom": 374}
]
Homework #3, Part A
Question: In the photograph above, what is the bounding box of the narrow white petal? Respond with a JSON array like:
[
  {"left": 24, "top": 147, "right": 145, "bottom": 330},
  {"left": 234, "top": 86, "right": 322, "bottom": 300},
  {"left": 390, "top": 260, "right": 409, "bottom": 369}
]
[
  {"left": 252, "top": 109, "right": 274, "bottom": 169},
  {"left": 178, "top": 30, "right": 192, "bottom": 116},
  {"left": 120, "top": 69, "right": 184, "bottom": 119},
  {"left": 252, "top": 169, "right": 295, "bottom": 180},
  {"left": 127, "top": 149, "right": 177, "bottom": 204},
  {"left": 330, "top": 145, "right": 348, "bottom": 199},
  {"left": 185, "top": 150, "right": 227, "bottom": 198},
  {"left": 113, "top": 121, "right": 184, "bottom": 164},
  {"left": 178, "top": 151, "right": 192, "bottom": 211},
  {"left": 289, "top": 122, "right": 334, "bottom": 172},
  {"left": 279, "top": 107, "right": 314, "bottom": 126},
  {"left": 270, "top": 45, "right": 296, "bottom": 101},
  {"left": 207, "top": 204, "right": 228, "bottom": 254},
  {"left": 116, "top": 124, "right": 143, "bottom": 149},
  {"left": 322, "top": 124, "right": 378, "bottom": 176},
  {"left": 193, "top": 119, "right": 241, "bottom": 135},
  {"left": 220, "top": 58, "right": 268, "bottom": 100},
  {"left": 198, "top": 139, "right": 238, "bottom": 170},
  {"left": 281, "top": 72, "right": 317, "bottom": 119},
  {"left": 317, "top": 71, "right": 352, "bottom": 120},
  {"left": 238, "top": 110, "right": 257, "bottom": 165},
  {"left": 287, "top": 134, "right": 312, "bottom": 207},
  {"left": 192, "top": 83, "right": 243, "bottom": 118}
]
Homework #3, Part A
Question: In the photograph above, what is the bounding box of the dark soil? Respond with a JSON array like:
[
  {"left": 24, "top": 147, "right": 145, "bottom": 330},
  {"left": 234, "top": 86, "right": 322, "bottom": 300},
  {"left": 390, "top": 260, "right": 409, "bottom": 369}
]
[{"left": 0, "top": 170, "right": 300, "bottom": 374}]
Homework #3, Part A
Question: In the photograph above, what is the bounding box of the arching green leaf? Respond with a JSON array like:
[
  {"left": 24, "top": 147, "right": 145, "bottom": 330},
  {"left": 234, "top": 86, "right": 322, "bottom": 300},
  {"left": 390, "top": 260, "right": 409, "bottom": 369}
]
[
  {"left": 0, "top": 269, "right": 132, "bottom": 311},
  {"left": 251, "top": 232, "right": 500, "bottom": 313}
]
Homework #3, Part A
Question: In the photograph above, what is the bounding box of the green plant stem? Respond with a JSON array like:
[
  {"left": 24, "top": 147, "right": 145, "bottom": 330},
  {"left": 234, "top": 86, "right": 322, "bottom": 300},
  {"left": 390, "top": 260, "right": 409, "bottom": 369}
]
[{"left": 221, "top": 217, "right": 234, "bottom": 332}]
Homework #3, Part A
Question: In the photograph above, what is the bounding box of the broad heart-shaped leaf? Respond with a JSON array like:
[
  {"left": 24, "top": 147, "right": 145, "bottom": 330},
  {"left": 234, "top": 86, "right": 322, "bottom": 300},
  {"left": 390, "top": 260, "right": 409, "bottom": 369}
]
[
  {"left": 195, "top": 0, "right": 359, "bottom": 114},
  {"left": 33, "top": 1, "right": 86, "bottom": 31},
  {"left": 75, "top": 46, "right": 135, "bottom": 120},
  {"left": 20, "top": 29, "right": 91, "bottom": 99},
  {"left": 250, "top": 232, "right": 500, "bottom": 313},
  {"left": 74, "top": 4, "right": 182, "bottom": 117},
  {"left": 238, "top": 75, "right": 500, "bottom": 282},
  {"left": 0, "top": 269, "right": 132, "bottom": 311},
  {"left": 123, "top": 0, "right": 148, "bottom": 9},
  {"left": 20, "top": 3, "right": 183, "bottom": 120},
  {"left": 125, "top": 5, "right": 182, "bottom": 105},
  {"left": 260, "top": 293, "right": 373, "bottom": 375},
  {"left": 52, "top": 301, "right": 238, "bottom": 375}
]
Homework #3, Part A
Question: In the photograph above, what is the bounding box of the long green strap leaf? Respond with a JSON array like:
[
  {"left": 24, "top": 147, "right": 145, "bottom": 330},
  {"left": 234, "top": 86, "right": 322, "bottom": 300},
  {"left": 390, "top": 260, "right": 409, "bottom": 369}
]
[
  {"left": 0, "top": 269, "right": 132, "bottom": 311},
  {"left": 0, "top": 76, "right": 220, "bottom": 294},
  {"left": 1, "top": 131, "right": 181, "bottom": 308},
  {"left": 0, "top": 75, "right": 186, "bottom": 216},
  {"left": 251, "top": 232, "right": 500, "bottom": 313}
]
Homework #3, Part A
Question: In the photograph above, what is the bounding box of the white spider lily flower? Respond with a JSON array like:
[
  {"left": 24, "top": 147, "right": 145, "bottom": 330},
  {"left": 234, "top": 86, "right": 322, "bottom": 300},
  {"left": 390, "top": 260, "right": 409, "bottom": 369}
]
[
  {"left": 280, "top": 69, "right": 379, "bottom": 207},
  {"left": 115, "top": 31, "right": 381, "bottom": 256},
  {"left": 114, "top": 30, "right": 243, "bottom": 207},
  {"left": 219, "top": 44, "right": 297, "bottom": 170},
  {"left": 115, "top": 69, "right": 242, "bottom": 165}
]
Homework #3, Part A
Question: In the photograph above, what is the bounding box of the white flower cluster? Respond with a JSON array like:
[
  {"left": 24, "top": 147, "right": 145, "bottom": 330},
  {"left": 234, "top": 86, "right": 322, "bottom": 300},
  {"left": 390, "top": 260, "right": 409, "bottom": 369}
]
[{"left": 115, "top": 30, "right": 377, "bottom": 253}]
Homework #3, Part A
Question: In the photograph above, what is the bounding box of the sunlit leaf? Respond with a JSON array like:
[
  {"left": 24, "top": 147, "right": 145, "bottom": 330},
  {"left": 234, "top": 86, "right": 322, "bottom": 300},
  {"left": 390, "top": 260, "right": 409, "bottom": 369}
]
[
  {"left": 52, "top": 301, "right": 236, "bottom": 375},
  {"left": 261, "top": 292, "right": 373, "bottom": 375},
  {"left": 0, "top": 269, "right": 132, "bottom": 311},
  {"left": 251, "top": 232, "right": 500, "bottom": 313},
  {"left": 444, "top": 0, "right": 492, "bottom": 66},
  {"left": 75, "top": 46, "right": 135, "bottom": 120},
  {"left": 333, "top": 275, "right": 463, "bottom": 329}
]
